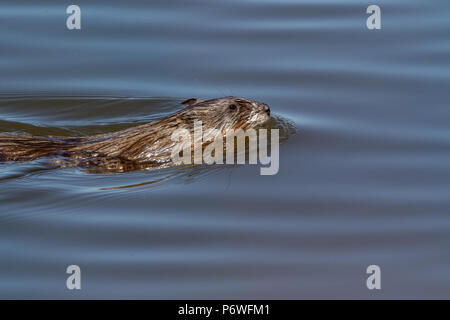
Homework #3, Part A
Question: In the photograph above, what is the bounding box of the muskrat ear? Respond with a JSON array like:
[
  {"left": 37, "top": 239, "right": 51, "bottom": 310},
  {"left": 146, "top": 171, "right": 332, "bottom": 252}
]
[{"left": 181, "top": 98, "right": 203, "bottom": 106}]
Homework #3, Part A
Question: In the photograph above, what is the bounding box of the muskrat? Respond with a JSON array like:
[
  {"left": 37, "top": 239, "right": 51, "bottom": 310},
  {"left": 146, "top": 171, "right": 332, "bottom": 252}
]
[{"left": 0, "top": 96, "right": 271, "bottom": 172}]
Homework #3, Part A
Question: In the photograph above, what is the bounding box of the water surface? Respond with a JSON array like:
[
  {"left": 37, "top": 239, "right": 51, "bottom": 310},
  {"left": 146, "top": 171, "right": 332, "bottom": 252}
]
[{"left": 0, "top": 0, "right": 449, "bottom": 299}]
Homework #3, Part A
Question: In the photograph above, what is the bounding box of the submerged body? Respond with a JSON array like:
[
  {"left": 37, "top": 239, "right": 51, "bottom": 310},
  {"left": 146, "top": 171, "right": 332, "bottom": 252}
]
[{"left": 0, "top": 97, "right": 271, "bottom": 172}]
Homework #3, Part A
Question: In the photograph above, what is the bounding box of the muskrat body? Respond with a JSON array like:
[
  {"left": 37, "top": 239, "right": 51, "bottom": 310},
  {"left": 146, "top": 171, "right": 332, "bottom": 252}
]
[{"left": 0, "top": 97, "right": 271, "bottom": 172}]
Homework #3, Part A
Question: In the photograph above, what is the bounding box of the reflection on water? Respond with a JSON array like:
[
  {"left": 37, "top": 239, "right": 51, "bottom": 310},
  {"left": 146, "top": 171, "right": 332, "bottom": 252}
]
[{"left": 0, "top": 0, "right": 450, "bottom": 299}]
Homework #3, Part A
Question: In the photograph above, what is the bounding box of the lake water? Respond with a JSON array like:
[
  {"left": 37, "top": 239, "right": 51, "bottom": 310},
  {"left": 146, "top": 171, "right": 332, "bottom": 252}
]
[{"left": 0, "top": 0, "right": 449, "bottom": 299}]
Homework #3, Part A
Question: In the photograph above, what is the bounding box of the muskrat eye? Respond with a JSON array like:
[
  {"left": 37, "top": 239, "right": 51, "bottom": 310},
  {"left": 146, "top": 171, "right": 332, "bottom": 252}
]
[{"left": 229, "top": 104, "right": 237, "bottom": 110}]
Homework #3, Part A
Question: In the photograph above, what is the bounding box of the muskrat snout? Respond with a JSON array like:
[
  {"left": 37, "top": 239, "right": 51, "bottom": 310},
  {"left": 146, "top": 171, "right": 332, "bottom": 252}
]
[{"left": 252, "top": 101, "right": 271, "bottom": 125}]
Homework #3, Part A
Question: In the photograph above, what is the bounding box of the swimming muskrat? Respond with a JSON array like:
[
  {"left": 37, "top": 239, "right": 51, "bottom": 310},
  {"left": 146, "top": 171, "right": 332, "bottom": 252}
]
[{"left": 0, "top": 96, "right": 271, "bottom": 172}]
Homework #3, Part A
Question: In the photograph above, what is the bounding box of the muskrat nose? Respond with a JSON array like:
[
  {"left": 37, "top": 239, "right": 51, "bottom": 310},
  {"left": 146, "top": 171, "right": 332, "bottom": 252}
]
[{"left": 263, "top": 104, "right": 270, "bottom": 116}]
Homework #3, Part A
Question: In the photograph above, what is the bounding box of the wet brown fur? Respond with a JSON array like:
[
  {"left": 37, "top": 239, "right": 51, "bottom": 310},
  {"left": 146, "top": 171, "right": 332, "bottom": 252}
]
[{"left": 0, "top": 97, "right": 270, "bottom": 172}]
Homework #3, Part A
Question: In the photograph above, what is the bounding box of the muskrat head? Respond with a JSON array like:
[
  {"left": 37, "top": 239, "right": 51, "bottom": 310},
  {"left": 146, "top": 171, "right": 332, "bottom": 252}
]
[{"left": 180, "top": 96, "right": 271, "bottom": 131}]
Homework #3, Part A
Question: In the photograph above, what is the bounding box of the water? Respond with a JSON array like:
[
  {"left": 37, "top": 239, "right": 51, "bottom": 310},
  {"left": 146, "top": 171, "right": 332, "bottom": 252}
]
[{"left": 0, "top": 0, "right": 449, "bottom": 299}]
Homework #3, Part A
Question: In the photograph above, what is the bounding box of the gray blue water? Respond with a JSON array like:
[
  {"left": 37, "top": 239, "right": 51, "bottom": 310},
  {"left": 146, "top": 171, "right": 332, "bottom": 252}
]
[{"left": 0, "top": 0, "right": 449, "bottom": 298}]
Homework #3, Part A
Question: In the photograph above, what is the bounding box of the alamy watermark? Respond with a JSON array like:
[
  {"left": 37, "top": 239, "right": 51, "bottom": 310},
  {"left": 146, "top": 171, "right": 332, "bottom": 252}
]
[
  {"left": 66, "top": 5, "right": 382, "bottom": 31},
  {"left": 366, "top": 5, "right": 381, "bottom": 30},
  {"left": 66, "top": 5, "right": 81, "bottom": 30},
  {"left": 170, "top": 121, "right": 279, "bottom": 175},
  {"left": 66, "top": 265, "right": 81, "bottom": 290},
  {"left": 366, "top": 265, "right": 381, "bottom": 290}
]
